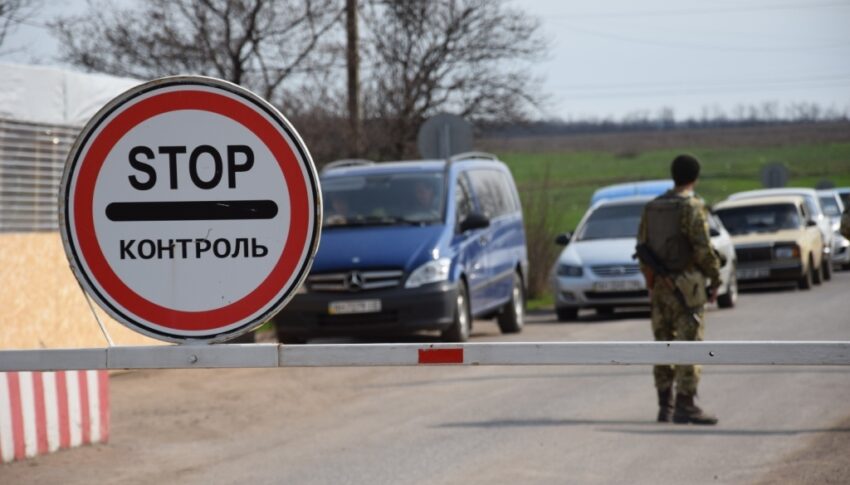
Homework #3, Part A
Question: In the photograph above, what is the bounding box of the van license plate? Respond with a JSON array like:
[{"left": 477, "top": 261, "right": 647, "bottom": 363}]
[
  {"left": 736, "top": 268, "right": 769, "bottom": 280},
  {"left": 593, "top": 280, "right": 642, "bottom": 292},
  {"left": 328, "top": 299, "right": 382, "bottom": 315}
]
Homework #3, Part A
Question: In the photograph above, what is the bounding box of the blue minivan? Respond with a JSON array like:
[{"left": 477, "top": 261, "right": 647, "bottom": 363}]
[{"left": 272, "top": 153, "right": 528, "bottom": 342}]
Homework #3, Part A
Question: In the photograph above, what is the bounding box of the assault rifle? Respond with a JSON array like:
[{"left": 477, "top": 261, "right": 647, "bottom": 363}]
[{"left": 634, "top": 243, "right": 702, "bottom": 326}]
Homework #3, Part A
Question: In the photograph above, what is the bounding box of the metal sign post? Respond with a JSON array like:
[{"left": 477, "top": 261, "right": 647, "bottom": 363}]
[{"left": 59, "top": 76, "right": 322, "bottom": 344}]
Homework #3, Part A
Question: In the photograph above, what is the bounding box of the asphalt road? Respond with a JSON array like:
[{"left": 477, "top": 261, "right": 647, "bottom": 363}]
[{"left": 3, "top": 273, "right": 850, "bottom": 484}]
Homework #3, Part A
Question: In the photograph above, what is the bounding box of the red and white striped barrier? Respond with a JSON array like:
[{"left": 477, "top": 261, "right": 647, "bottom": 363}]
[{"left": 0, "top": 370, "right": 109, "bottom": 463}]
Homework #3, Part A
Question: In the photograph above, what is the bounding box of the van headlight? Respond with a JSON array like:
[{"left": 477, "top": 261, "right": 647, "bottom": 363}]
[{"left": 405, "top": 258, "right": 451, "bottom": 288}]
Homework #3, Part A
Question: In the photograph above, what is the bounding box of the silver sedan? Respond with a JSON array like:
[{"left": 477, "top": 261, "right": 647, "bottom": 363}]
[{"left": 551, "top": 196, "right": 737, "bottom": 321}]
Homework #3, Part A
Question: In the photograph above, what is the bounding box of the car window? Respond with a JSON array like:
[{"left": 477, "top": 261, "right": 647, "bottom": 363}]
[
  {"left": 715, "top": 204, "right": 802, "bottom": 235},
  {"left": 468, "top": 169, "right": 509, "bottom": 218},
  {"left": 803, "top": 195, "right": 821, "bottom": 218},
  {"left": 322, "top": 171, "right": 445, "bottom": 227},
  {"left": 576, "top": 203, "right": 644, "bottom": 241},
  {"left": 455, "top": 173, "right": 474, "bottom": 228},
  {"left": 819, "top": 196, "right": 841, "bottom": 217}
]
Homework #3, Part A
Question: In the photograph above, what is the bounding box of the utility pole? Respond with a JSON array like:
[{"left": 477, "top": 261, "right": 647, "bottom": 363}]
[{"left": 346, "top": 0, "right": 361, "bottom": 157}]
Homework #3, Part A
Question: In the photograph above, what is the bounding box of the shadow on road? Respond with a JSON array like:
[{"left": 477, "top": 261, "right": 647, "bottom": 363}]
[
  {"left": 436, "top": 418, "right": 850, "bottom": 437},
  {"left": 436, "top": 418, "right": 655, "bottom": 428},
  {"left": 600, "top": 427, "right": 850, "bottom": 437}
]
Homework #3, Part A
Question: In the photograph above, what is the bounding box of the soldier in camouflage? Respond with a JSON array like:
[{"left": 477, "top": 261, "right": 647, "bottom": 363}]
[
  {"left": 841, "top": 205, "right": 850, "bottom": 240},
  {"left": 637, "top": 154, "right": 721, "bottom": 425}
]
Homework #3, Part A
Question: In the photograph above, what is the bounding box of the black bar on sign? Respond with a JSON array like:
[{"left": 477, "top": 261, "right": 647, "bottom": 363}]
[{"left": 105, "top": 200, "right": 279, "bottom": 221}]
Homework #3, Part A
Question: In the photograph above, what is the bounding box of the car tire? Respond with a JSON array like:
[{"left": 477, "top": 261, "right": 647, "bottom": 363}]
[
  {"left": 717, "top": 269, "right": 738, "bottom": 309},
  {"left": 822, "top": 257, "right": 832, "bottom": 281},
  {"left": 556, "top": 307, "right": 578, "bottom": 322},
  {"left": 442, "top": 281, "right": 471, "bottom": 342},
  {"left": 798, "top": 258, "right": 814, "bottom": 290},
  {"left": 812, "top": 261, "right": 823, "bottom": 285},
  {"left": 497, "top": 272, "right": 525, "bottom": 334}
]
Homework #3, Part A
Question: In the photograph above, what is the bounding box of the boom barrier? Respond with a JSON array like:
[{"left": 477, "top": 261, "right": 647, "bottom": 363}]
[{"left": 1, "top": 341, "right": 849, "bottom": 371}]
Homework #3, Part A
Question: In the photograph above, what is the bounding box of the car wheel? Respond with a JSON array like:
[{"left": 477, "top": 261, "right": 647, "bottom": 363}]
[
  {"left": 556, "top": 307, "right": 578, "bottom": 322},
  {"left": 497, "top": 272, "right": 525, "bottom": 334},
  {"left": 798, "top": 258, "right": 813, "bottom": 290},
  {"left": 717, "top": 269, "right": 738, "bottom": 309},
  {"left": 442, "top": 281, "right": 471, "bottom": 342},
  {"left": 812, "top": 261, "right": 823, "bottom": 285},
  {"left": 822, "top": 256, "right": 832, "bottom": 281}
]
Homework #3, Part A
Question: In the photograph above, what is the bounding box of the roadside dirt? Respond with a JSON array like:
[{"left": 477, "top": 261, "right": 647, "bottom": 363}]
[{"left": 752, "top": 414, "right": 850, "bottom": 485}]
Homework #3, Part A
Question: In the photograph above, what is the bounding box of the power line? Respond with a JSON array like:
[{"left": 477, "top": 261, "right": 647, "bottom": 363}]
[
  {"left": 548, "top": 2, "right": 850, "bottom": 19},
  {"left": 556, "top": 73, "right": 850, "bottom": 92},
  {"left": 554, "top": 78, "right": 850, "bottom": 100},
  {"left": 559, "top": 22, "right": 850, "bottom": 53}
]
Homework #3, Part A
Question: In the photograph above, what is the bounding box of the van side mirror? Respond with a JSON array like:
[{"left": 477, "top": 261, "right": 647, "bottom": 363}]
[
  {"left": 460, "top": 212, "right": 490, "bottom": 232},
  {"left": 709, "top": 228, "right": 720, "bottom": 237},
  {"left": 555, "top": 232, "right": 572, "bottom": 246},
  {"left": 806, "top": 219, "right": 817, "bottom": 227}
]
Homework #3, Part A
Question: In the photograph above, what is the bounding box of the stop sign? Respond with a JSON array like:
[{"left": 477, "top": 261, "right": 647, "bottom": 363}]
[{"left": 59, "top": 76, "right": 322, "bottom": 343}]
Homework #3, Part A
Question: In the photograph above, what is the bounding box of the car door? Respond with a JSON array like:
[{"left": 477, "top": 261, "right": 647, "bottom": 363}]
[
  {"left": 799, "top": 202, "right": 824, "bottom": 267},
  {"left": 454, "top": 171, "right": 491, "bottom": 314},
  {"left": 484, "top": 170, "right": 523, "bottom": 307}
]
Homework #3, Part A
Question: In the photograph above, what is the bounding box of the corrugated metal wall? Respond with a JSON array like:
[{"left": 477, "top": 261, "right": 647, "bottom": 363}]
[{"left": 0, "top": 118, "right": 79, "bottom": 232}]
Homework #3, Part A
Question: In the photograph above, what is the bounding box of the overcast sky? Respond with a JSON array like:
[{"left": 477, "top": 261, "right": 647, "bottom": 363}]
[{"left": 2, "top": 0, "right": 849, "bottom": 121}]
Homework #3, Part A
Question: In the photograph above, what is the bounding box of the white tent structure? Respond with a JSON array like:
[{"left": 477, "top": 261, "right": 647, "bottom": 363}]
[
  {"left": 0, "top": 63, "right": 142, "bottom": 231},
  {"left": 0, "top": 62, "right": 141, "bottom": 126}
]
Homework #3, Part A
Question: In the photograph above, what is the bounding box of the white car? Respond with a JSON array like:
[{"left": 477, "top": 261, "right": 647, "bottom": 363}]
[
  {"left": 550, "top": 196, "right": 737, "bottom": 321},
  {"left": 728, "top": 188, "right": 833, "bottom": 281},
  {"left": 818, "top": 190, "right": 849, "bottom": 269}
]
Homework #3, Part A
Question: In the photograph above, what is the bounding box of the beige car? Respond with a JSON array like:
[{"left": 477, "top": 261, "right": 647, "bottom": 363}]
[{"left": 714, "top": 195, "right": 824, "bottom": 289}]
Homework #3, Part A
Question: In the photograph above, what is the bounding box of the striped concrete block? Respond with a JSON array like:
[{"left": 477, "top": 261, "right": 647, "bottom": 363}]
[{"left": 0, "top": 370, "right": 109, "bottom": 463}]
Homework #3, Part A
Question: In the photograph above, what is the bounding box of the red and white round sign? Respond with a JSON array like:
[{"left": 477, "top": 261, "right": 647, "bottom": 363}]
[{"left": 59, "top": 76, "right": 321, "bottom": 343}]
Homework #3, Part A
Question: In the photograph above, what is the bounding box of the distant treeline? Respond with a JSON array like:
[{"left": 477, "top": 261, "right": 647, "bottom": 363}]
[{"left": 480, "top": 105, "right": 850, "bottom": 138}]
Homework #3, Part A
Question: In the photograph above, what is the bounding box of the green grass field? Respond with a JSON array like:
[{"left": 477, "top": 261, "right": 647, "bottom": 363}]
[
  {"left": 492, "top": 141, "right": 850, "bottom": 302},
  {"left": 499, "top": 142, "right": 850, "bottom": 232}
]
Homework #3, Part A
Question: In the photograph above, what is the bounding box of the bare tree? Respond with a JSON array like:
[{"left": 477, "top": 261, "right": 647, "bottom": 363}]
[
  {"left": 0, "top": 0, "right": 40, "bottom": 49},
  {"left": 52, "top": 0, "right": 343, "bottom": 105},
  {"left": 360, "top": 0, "right": 547, "bottom": 159}
]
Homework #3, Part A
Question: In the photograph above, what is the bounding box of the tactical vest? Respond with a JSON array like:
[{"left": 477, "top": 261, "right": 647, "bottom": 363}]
[{"left": 645, "top": 193, "right": 692, "bottom": 273}]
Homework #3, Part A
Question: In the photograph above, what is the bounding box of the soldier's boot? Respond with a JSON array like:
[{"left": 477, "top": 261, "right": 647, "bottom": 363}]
[
  {"left": 657, "top": 388, "right": 674, "bottom": 422},
  {"left": 673, "top": 393, "right": 718, "bottom": 425}
]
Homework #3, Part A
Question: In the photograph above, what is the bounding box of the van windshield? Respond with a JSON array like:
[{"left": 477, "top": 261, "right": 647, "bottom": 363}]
[
  {"left": 322, "top": 172, "right": 445, "bottom": 227},
  {"left": 819, "top": 196, "right": 841, "bottom": 217},
  {"left": 576, "top": 203, "right": 645, "bottom": 241},
  {"left": 715, "top": 204, "right": 801, "bottom": 235}
]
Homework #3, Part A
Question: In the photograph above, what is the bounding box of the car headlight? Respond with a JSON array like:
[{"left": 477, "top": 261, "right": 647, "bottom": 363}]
[
  {"left": 557, "top": 263, "right": 584, "bottom": 277},
  {"left": 774, "top": 245, "right": 799, "bottom": 259},
  {"left": 405, "top": 258, "right": 452, "bottom": 288}
]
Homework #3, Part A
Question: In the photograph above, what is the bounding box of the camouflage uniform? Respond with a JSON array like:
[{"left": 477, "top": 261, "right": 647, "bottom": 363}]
[
  {"left": 637, "top": 189, "right": 721, "bottom": 396},
  {"left": 841, "top": 206, "right": 850, "bottom": 240}
]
